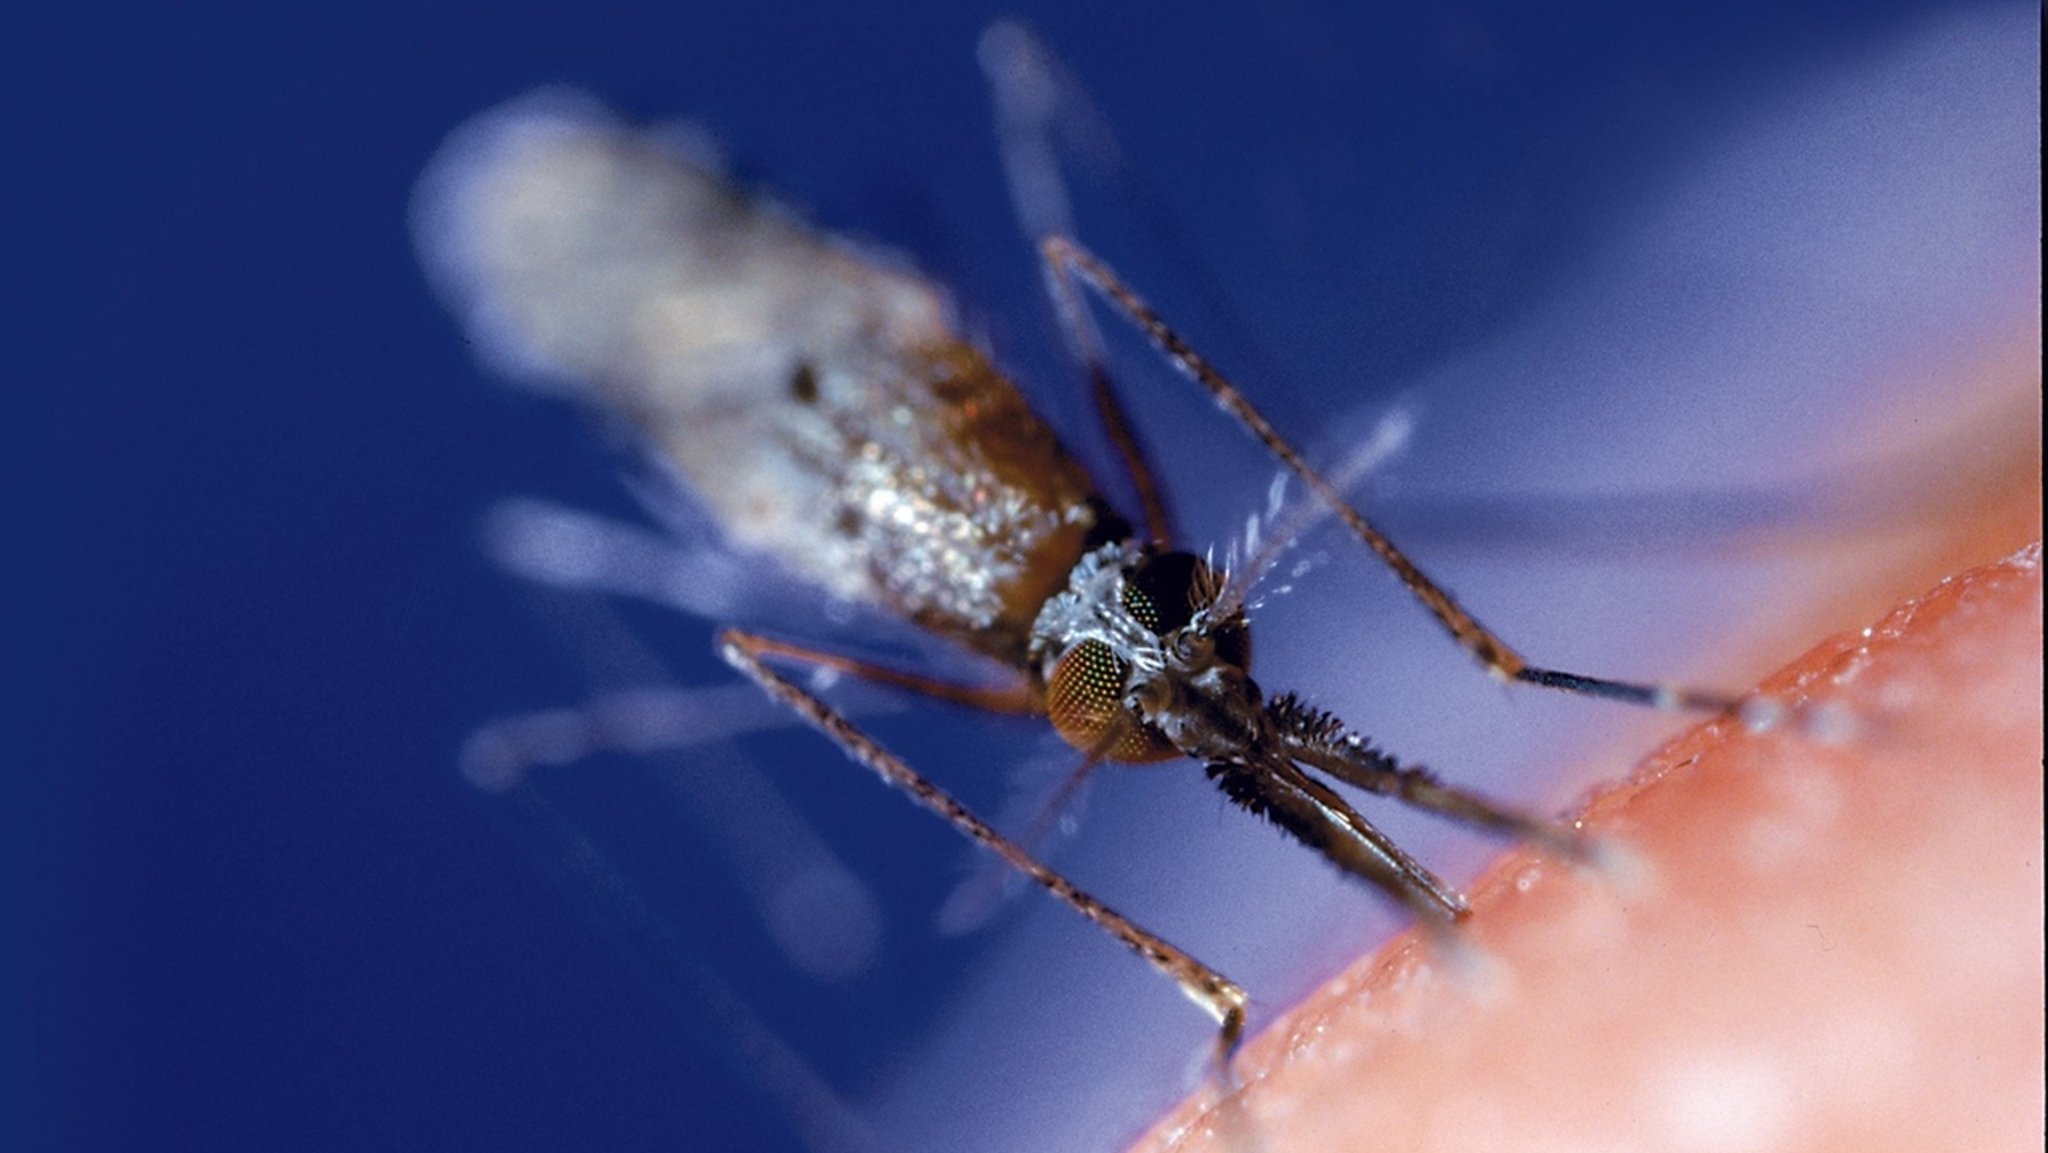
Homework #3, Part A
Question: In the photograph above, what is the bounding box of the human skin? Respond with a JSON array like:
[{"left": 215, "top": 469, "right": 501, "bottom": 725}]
[{"left": 1132, "top": 537, "right": 2044, "bottom": 1152}]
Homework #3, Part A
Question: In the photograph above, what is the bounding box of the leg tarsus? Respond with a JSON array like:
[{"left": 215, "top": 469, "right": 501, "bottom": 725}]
[
  {"left": 1516, "top": 665, "right": 1741, "bottom": 714},
  {"left": 1210, "top": 1002, "right": 1247, "bottom": 1088}
]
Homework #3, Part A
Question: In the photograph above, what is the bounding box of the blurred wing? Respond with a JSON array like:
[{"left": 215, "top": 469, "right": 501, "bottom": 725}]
[{"left": 935, "top": 734, "right": 1104, "bottom": 937}]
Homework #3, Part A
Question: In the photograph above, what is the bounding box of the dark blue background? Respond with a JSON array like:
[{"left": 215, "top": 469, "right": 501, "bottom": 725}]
[{"left": 18, "top": 2, "right": 2015, "bottom": 1150}]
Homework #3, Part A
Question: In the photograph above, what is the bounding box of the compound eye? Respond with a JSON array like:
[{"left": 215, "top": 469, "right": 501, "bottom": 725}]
[
  {"left": 1126, "top": 551, "right": 1251, "bottom": 672},
  {"left": 1046, "top": 640, "right": 1177, "bottom": 764},
  {"left": 1122, "top": 552, "right": 1213, "bottom": 635}
]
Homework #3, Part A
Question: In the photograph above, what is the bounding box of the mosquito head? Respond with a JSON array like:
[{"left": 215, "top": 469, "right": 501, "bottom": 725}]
[{"left": 1029, "top": 543, "right": 1264, "bottom": 765}]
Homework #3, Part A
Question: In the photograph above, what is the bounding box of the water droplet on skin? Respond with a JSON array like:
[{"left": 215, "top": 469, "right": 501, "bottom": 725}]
[{"left": 1740, "top": 696, "right": 1788, "bottom": 733}]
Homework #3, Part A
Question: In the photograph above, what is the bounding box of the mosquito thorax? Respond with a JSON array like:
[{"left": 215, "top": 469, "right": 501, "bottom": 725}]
[{"left": 1028, "top": 542, "right": 1259, "bottom": 765}]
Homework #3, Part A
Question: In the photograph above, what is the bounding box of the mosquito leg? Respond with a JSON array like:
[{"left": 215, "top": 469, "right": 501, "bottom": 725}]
[
  {"left": 1208, "top": 755, "right": 1469, "bottom": 926},
  {"left": 1510, "top": 666, "right": 1736, "bottom": 712},
  {"left": 719, "top": 627, "right": 1249, "bottom": 1059},
  {"left": 1265, "top": 693, "right": 1586, "bottom": 859},
  {"left": 1042, "top": 233, "right": 1744, "bottom": 714},
  {"left": 1065, "top": 272, "right": 1179, "bottom": 550},
  {"left": 981, "top": 22, "right": 1175, "bottom": 547},
  {"left": 731, "top": 630, "right": 1044, "bottom": 715}
]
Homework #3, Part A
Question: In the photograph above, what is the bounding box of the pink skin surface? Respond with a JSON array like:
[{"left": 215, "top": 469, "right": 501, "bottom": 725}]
[{"left": 1133, "top": 536, "right": 2045, "bottom": 1153}]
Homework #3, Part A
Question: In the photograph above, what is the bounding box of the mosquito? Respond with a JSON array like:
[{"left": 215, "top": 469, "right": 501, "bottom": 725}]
[{"left": 412, "top": 49, "right": 1744, "bottom": 1064}]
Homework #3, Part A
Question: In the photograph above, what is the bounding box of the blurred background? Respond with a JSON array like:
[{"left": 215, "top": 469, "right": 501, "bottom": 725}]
[{"left": 16, "top": 2, "right": 2037, "bottom": 1151}]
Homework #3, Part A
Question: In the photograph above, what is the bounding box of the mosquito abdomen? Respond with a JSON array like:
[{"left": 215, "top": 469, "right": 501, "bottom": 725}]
[{"left": 414, "top": 90, "right": 1111, "bottom": 664}]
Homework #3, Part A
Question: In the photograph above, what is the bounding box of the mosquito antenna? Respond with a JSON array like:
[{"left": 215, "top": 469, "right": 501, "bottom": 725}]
[{"left": 1217, "top": 405, "right": 1417, "bottom": 618}]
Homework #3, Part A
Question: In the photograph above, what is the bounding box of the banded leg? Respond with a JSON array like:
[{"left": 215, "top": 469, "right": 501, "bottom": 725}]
[
  {"left": 1042, "top": 234, "right": 1743, "bottom": 714},
  {"left": 718, "top": 627, "right": 1249, "bottom": 1059}
]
